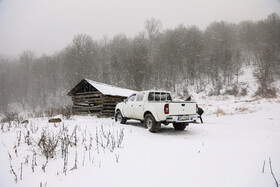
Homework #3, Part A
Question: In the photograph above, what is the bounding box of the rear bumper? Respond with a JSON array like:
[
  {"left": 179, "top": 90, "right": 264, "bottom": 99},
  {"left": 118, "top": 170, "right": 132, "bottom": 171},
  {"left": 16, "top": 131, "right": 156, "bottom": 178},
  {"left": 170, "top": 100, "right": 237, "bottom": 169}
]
[{"left": 166, "top": 114, "right": 199, "bottom": 123}]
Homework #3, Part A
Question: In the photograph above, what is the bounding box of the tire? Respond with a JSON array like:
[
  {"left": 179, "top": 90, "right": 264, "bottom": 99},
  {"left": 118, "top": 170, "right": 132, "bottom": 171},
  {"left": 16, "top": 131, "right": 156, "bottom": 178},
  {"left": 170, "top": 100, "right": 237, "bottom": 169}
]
[
  {"left": 144, "top": 114, "right": 161, "bottom": 133},
  {"left": 115, "top": 111, "right": 127, "bottom": 124},
  {"left": 173, "top": 122, "right": 188, "bottom": 131}
]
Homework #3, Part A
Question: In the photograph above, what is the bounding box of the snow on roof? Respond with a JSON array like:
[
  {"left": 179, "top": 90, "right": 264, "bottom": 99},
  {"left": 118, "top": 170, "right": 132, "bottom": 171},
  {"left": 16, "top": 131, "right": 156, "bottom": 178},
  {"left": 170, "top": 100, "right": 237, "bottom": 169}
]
[{"left": 85, "top": 79, "right": 136, "bottom": 97}]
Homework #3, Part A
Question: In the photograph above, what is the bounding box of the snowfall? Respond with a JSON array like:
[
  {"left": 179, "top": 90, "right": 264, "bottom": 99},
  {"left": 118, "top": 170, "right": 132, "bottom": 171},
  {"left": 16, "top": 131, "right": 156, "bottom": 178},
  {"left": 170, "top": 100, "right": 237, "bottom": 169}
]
[{"left": 0, "top": 66, "right": 280, "bottom": 187}]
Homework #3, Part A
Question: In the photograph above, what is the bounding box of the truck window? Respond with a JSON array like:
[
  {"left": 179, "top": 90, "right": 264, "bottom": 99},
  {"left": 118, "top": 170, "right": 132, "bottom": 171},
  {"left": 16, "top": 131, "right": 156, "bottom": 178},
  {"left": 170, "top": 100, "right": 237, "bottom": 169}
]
[
  {"left": 128, "top": 95, "right": 136, "bottom": 102},
  {"left": 148, "top": 92, "right": 172, "bottom": 101},
  {"left": 154, "top": 92, "right": 160, "bottom": 101},
  {"left": 148, "top": 92, "right": 154, "bottom": 101},
  {"left": 127, "top": 94, "right": 136, "bottom": 103},
  {"left": 161, "top": 93, "right": 172, "bottom": 101},
  {"left": 136, "top": 92, "right": 144, "bottom": 102}
]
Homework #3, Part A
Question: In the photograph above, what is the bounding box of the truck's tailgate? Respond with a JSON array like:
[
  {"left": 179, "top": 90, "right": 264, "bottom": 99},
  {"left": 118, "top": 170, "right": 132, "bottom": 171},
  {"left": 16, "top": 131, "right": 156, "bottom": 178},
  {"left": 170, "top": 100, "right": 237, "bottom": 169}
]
[{"left": 168, "top": 102, "right": 197, "bottom": 115}]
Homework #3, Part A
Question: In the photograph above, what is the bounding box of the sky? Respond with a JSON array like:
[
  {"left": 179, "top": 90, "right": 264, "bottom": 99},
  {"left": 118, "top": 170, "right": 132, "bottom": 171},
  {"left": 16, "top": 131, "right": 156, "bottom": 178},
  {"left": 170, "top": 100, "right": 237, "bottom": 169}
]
[{"left": 0, "top": 0, "right": 279, "bottom": 57}]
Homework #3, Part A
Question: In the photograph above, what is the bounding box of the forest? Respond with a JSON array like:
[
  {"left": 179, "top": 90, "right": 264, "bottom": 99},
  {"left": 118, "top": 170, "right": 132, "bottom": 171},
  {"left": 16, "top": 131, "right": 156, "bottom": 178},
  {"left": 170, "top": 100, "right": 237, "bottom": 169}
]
[{"left": 0, "top": 13, "right": 279, "bottom": 113}]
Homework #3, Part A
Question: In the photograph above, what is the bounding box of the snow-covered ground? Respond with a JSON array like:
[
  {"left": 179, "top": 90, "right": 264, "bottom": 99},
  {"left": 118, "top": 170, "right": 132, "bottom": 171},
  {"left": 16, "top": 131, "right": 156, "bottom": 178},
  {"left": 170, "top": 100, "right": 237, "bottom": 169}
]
[
  {"left": 0, "top": 96, "right": 280, "bottom": 187},
  {"left": 0, "top": 64, "right": 279, "bottom": 187}
]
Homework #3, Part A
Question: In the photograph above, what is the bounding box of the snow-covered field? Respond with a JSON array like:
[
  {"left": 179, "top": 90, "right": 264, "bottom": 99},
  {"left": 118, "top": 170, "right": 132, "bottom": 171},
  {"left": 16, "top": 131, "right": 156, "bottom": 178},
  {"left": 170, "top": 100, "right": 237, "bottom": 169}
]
[{"left": 0, "top": 96, "right": 280, "bottom": 187}]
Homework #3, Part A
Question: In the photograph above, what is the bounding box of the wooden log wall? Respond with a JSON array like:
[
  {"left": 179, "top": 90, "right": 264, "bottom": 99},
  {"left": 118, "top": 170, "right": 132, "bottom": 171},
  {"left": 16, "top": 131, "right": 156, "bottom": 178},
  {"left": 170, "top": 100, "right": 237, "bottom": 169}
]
[
  {"left": 71, "top": 91, "right": 103, "bottom": 115},
  {"left": 71, "top": 91, "right": 126, "bottom": 116},
  {"left": 101, "top": 95, "right": 125, "bottom": 116}
]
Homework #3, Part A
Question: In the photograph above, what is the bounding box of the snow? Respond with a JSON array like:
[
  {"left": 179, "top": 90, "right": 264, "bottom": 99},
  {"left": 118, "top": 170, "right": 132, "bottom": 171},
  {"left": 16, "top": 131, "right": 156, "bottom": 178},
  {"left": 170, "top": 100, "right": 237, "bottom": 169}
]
[
  {"left": 85, "top": 79, "right": 135, "bottom": 97},
  {"left": 1, "top": 65, "right": 280, "bottom": 187},
  {"left": 0, "top": 97, "right": 280, "bottom": 187}
]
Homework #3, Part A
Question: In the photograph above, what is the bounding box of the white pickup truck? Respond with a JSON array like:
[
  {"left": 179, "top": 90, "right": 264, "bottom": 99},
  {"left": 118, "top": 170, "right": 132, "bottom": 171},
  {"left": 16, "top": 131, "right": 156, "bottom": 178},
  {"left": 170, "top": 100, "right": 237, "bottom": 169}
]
[{"left": 115, "top": 91, "right": 199, "bottom": 133}]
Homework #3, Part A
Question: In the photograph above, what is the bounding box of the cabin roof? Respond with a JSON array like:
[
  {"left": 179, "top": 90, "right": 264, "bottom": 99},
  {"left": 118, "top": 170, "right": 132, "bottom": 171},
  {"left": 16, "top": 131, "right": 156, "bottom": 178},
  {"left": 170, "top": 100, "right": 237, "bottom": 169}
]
[{"left": 68, "top": 79, "right": 135, "bottom": 97}]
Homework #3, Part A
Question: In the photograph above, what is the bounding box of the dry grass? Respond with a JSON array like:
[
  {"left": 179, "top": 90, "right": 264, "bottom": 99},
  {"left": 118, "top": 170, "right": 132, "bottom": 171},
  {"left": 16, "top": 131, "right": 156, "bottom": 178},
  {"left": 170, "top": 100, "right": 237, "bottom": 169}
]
[
  {"left": 200, "top": 96, "right": 207, "bottom": 99},
  {"left": 235, "top": 107, "right": 250, "bottom": 113},
  {"left": 214, "top": 108, "right": 227, "bottom": 116},
  {"left": 222, "top": 96, "right": 229, "bottom": 101}
]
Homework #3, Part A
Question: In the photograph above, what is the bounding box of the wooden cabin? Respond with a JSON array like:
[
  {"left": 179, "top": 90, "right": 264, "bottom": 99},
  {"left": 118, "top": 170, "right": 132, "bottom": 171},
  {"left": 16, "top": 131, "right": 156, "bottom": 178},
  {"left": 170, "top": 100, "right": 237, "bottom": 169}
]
[{"left": 67, "top": 79, "right": 135, "bottom": 116}]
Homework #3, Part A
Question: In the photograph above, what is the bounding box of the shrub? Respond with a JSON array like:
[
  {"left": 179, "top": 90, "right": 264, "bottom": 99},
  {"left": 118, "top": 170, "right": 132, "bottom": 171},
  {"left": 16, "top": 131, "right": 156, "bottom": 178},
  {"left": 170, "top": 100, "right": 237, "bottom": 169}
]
[
  {"left": 255, "top": 87, "right": 277, "bottom": 98},
  {"left": 240, "top": 87, "right": 248, "bottom": 96},
  {"left": 36, "top": 129, "right": 60, "bottom": 160},
  {"left": 214, "top": 108, "right": 226, "bottom": 116},
  {"left": 224, "top": 85, "right": 239, "bottom": 96},
  {"left": 1, "top": 112, "right": 19, "bottom": 123}
]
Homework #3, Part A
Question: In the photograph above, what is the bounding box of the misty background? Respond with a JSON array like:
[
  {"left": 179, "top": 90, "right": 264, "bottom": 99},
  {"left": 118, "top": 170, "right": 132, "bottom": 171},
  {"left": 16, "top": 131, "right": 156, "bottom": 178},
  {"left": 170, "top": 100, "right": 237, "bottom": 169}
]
[
  {"left": 0, "top": 0, "right": 280, "bottom": 114},
  {"left": 1, "top": 0, "right": 280, "bottom": 56}
]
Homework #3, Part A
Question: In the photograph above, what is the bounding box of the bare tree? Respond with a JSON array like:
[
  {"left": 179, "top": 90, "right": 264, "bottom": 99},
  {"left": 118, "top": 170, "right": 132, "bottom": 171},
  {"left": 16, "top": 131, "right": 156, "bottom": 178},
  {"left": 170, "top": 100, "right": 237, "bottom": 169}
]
[
  {"left": 1, "top": 13, "right": 280, "bottom": 113},
  {"left": 145, "top": 18, "right": 162, "bottom": 44}
]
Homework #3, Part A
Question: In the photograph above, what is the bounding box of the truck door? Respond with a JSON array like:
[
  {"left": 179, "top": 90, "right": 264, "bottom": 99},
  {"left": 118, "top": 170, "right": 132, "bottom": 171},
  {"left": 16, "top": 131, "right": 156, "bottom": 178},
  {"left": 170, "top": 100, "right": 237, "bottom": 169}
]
[
  {"left": 133, "top": 92, "right": 145, "bottom": 120},
  {"left": 123, "top": 94, "right": 136, "bottom": 118}
]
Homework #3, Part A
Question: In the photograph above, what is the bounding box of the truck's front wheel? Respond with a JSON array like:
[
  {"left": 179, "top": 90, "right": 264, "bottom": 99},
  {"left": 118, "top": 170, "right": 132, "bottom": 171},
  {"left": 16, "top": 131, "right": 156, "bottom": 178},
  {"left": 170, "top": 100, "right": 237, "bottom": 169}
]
[
  {"left": 115, "top": 111, "right": 127, "bottom": 124},
  {"left": 173, "top": 122, "right": 188, "bottom": 131},
  {"left": 144, "top": 114, "right": 160, "bottom": 133}
]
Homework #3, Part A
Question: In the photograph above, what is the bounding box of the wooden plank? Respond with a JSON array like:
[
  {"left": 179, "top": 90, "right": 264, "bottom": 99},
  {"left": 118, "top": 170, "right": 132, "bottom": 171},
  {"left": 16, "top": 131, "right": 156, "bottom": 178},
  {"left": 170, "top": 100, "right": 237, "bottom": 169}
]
[
  {"left": 102, "top": 110, "right": 115, "bottom": 113},
  {"left": 72, "top": 97, "right": 102, "bottom": 102},
  {"left": 73, "top": 101, "right": 102, "bottom": 105},
  {"left": 72, "top": 96, "right": 102, "bottom": 100},
  {"left": 73, "top": 110, "right": 101, "bottom": 113},
  {"left": 103, "top": 102, "right": 117, "bottom": 105},
  {"left": 103, "top": 104, "right": 116, "bottom": 107},
  {"left": 101, "top": 110, "right": 115, "bottom": 113},
  {"left": 76, "top": 91, "right": 100, "bottom": 95},
  {"left": 72, "top": 101, "right": 102, "bottom": 105},
  {"left": 73, "top": 107, "right": 102, "bottom": 111},
  {"left": 73, "top": 103, "right": 102, "bottom": 107},
  {"left": 73, "top": 103, "right": 90, "bottom": 106},
  {"left": 103, "top": 99, "right": 118, "bottom": 102},
  {"left": 103, "top": 95, "right": 126, "bottom": 99},
  {"left": 103, "top": 100, "right": 122, "bottom": 103},
  {"left": 103, "top": 98, "right": 124, "bottom": 101},
  {"left": 73, "top": 112, "right": 94, "bottom": 115},
  {"left": 72, "top": 106, "right": 102, "bottom": 110},
  {"left": 103, "top": 104, "right": 117, "bottom": 107},
  {"left": 73, "top": 110, "right": 101, "bottom": 114},
  {"left": 102, "top": 107, "right": 115, "bottom": 110},
  {"left": 73, "top": 102, "right": 103, "bottom": 107},
  {"left": 71, "top": 94, "right": 102, "bottom": 99},
  {"left": 103, "top": 107, "right": 116, "bottom": 110}
]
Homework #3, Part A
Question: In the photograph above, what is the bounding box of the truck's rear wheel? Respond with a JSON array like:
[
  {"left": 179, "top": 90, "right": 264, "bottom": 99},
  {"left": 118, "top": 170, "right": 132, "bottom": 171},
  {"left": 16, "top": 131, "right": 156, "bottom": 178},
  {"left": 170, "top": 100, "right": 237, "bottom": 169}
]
[
  {"left": 173, "top": 122, "right": 188, "bottom": 131},
  {"left": 115, "top": 111, "right": 127, "bottom": 124},
  {"left": 144, "top": 114, "right": 160, "bottom": 133}
]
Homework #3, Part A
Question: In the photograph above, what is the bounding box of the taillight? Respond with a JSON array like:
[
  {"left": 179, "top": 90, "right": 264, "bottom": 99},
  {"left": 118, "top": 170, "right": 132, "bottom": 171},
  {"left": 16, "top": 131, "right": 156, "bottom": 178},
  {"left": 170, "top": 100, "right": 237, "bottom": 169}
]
[
  {"left": 196, "top": 104, "right": 198, "bottom": 113},
  {"left": 164, "top": 104, "right": 169, "bottom": 114}
]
